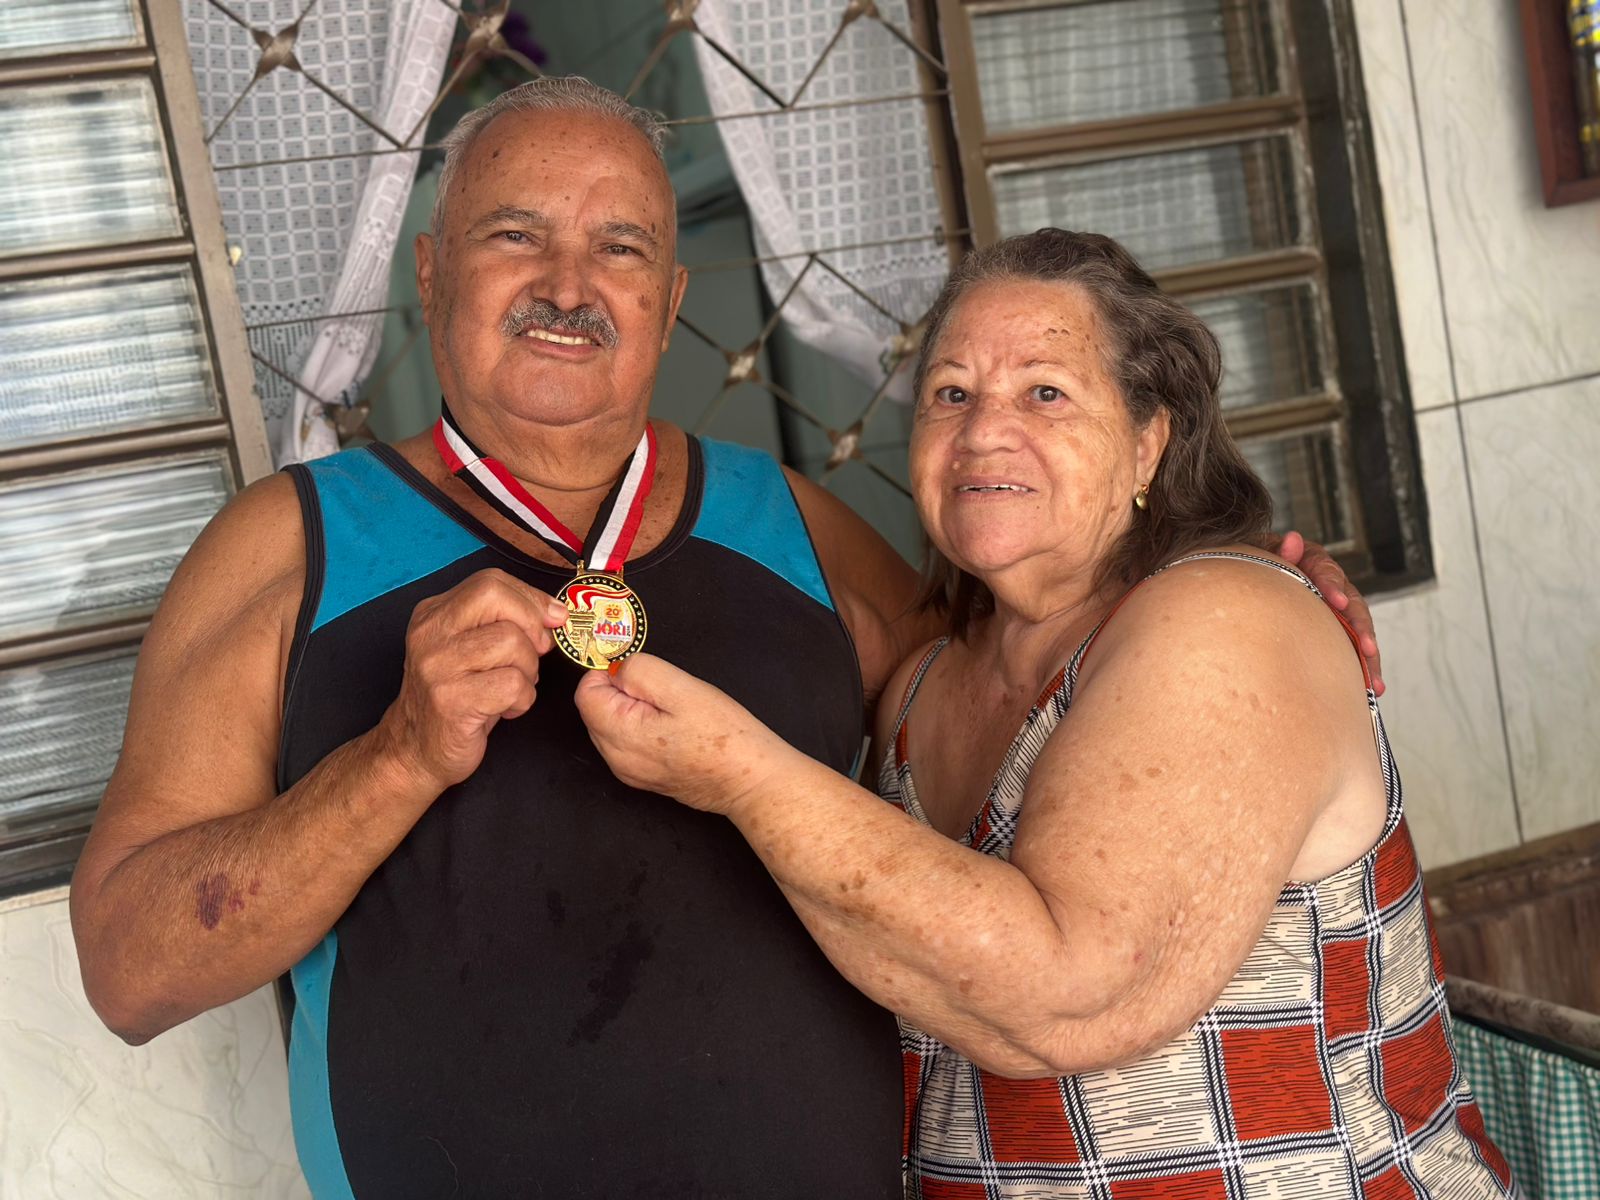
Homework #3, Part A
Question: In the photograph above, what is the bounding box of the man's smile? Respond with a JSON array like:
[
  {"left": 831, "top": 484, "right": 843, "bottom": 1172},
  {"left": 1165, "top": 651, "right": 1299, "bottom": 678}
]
[{"left": 525, "top": 329, "right": 599, "bottom": 347}]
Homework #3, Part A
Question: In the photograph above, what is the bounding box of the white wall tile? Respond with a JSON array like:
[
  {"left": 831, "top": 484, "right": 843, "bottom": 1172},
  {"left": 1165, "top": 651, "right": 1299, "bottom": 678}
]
[
  {"left": 1402, "top": 0, "right": 1600, "bottom": 401},
  {"left": 1350, "top": 0, "right": 1455, "bottom": 412},
  {"left": 0, "top": 892, "right": 308, "bottom": 1198},
  {"left": 1368, "top": 408, "right": 1519, "bottom": 866},
  {"left": 1462, "top": 376, "right": 1600, "bottom": 841}
]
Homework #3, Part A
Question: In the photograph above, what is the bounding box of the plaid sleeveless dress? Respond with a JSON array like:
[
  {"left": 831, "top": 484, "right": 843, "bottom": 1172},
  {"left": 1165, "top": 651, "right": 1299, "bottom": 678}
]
[{"left": 881, "top": 552, "right": 1518, "bottom": 1200}]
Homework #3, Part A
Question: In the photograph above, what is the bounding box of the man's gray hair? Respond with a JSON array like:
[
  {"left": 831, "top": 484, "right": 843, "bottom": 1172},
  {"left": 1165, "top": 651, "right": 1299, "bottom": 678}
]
[{"left": 429, "top": 76, "right": 670, "bottom": 238}]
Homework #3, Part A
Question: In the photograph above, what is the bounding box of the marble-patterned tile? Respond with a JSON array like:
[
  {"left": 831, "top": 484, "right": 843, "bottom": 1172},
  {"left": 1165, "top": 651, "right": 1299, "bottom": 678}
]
[
  {"left": 1368, "top": 408, "right": 1519, "bottom": 867},
  {"left": 0, "top": 894, "right": 309, "bottom": 1198},
  {"left": 1402, "top": 0, "right": 1600, "bottom": 400},
  {"left": 1349, "top": 0, "right": 1455, "bottom": 412},
  {"left": 1462, "top": 376, "right": 1600, "bottom": 841}
]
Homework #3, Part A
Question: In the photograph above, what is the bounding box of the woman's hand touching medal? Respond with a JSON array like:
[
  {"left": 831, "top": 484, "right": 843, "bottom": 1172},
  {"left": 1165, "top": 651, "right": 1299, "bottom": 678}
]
[{"left": 574, "top": 654, "right": 788, "bottom": 815}]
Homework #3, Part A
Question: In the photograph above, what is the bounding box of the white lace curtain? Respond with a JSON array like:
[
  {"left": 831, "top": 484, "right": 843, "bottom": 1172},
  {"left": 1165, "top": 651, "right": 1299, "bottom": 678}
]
[
  {"left": 691, "top": 0, "right": 951, "bottom": 401},
  {"left": 184, "top": 0, "right": 454, "bottom": 464}
]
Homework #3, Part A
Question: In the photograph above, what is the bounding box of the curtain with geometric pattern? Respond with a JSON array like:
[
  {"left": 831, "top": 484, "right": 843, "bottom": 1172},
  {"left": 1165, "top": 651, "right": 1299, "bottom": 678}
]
[{"left": 184, "top": 0, "right": 453, "bottom": 463}]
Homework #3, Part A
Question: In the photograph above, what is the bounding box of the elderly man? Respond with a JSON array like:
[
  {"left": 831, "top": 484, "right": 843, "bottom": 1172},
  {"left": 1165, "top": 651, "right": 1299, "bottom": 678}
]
[
  {"left": 71, "top": 77, "right": 1375, "bottom": 1197},
  {"left": 73, "top": 75, "right": 916, "bottom": 1198}
]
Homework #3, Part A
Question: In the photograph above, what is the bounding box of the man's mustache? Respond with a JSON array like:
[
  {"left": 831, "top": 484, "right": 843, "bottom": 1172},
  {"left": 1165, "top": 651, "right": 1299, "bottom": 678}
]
[{"left": 502, "top": 299, "right": 618, "bottom": 349}]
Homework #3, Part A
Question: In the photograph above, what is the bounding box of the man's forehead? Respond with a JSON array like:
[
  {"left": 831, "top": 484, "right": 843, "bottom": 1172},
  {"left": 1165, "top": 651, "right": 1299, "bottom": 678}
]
[{"left": 464, "top": 108, "right": 674, "bottom": 210}]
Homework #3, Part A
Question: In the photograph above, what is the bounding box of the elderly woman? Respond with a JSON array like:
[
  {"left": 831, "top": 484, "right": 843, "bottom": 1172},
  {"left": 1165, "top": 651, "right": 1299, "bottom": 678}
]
[{"left": 575, "top": 230, "right": 1514, "bottom": 1197}]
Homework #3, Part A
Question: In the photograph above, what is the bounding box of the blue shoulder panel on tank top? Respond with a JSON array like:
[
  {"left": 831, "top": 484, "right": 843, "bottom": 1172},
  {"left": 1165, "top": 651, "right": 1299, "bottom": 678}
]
[
  {"left": 690, "top": 438, "right": 833, "bottom": 612},
  {"left": 303, "top": 447, "right": 485, "bottom": 633}
]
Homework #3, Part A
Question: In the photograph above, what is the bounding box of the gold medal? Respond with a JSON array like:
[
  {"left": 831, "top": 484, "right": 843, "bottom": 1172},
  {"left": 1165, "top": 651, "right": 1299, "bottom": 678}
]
[
  {"left": 435, "top": 411, "right": 658, "bottom": 667},
  {"left": 554, "top": 568, "right": 648, "bottom": 670}
]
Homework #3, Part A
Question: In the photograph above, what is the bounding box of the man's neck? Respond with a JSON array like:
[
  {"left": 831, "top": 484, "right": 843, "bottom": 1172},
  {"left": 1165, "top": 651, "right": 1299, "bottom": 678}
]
[
  {"left": 454, "top": 401, "right": 648, "bottom": 523},
  {"left": 413, "top": 402, "right": 692, "bottom": 571}
]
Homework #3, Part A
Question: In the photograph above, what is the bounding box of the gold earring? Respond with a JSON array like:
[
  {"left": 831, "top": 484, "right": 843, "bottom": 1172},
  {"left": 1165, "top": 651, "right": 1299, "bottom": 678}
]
[{"left": 1134, "top": 484, "right": 1149, "bottom": 511}]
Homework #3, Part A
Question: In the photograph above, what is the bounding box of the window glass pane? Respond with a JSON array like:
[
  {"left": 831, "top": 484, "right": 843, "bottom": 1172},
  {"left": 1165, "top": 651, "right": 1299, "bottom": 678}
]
[
  {"left": 0, "top": 453, "right": 231, "bottom": 642},
  {"left": 0, "top": 0, "right": 143, "bottom": 60},
  {"left": 0, "top": 265, "right": 219, "bottom": 450},
  {"left": 0, "top": 651, "right": 133, "bottom": 864},
  {"left": 1189, "top": 281, "right": 1329, "bottom": 411},
  {"left": 0, "top": 77, "right": 183, "bottom": 260},
  {"left": 972, "top": 0, "right": 1282, "bottom": 134},
  {"left": 1239, "top": 425, "right": 1350, "bottom": 545},
  {"left": 991, "top": 134, "right": 1306, "bottom": 271}
]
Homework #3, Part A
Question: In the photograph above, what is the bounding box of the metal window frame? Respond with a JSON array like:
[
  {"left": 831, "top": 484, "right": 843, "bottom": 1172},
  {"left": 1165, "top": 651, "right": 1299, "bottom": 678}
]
[
  {"left": 0, "top": 0, "right": 270, "bottom": 671},
  {"left": 0, "top": 0, "right": 271, "bottom": 895},
  {"left": 930, "top": 0, "right": 1431, "bottom": 587}
]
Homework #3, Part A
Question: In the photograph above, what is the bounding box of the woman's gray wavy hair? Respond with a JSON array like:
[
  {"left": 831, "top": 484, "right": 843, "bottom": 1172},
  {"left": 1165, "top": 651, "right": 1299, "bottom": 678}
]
[{"left": 430, "top": 76, "right": 670, "bottom": 239}]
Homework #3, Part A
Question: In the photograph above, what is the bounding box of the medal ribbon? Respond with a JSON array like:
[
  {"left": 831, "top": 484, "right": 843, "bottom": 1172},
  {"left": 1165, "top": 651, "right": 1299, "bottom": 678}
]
[{"left": 432, "top": 403, "right": 657, "bottom": 574}]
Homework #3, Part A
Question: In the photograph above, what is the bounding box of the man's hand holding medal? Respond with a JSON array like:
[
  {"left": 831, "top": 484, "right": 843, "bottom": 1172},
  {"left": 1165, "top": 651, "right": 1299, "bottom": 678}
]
[{"left": 376, "top": 569, "right": 571, "bottom": 793}]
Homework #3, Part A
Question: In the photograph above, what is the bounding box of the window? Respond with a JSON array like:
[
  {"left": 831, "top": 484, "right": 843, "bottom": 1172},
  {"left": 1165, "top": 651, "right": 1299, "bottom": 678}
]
[
  {"left": 0, "top": 0, "right": 269, "bottom": 895},
  {"left": 930, "top": 0, "right": 1431, "bottom": 587}
]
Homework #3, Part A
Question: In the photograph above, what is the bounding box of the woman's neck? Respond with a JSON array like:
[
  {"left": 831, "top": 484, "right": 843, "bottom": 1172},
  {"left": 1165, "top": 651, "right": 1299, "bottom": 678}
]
[{"left": 973, "top": 565, "right": 1119, "bottom": 694}]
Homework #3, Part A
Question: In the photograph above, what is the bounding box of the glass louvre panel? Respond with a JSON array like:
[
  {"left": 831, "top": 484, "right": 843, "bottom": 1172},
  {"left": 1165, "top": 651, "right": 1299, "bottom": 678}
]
[
  {"left": 1189, "top": 282, "right": 1328, "bottom": 410},
  {"left": 0, "top": 78, "right": 182, "bottom": 260},
  {"left": 0, "top": 266, "right": 219, "bottom": 450},
  {"left": 0, "top": 651, "right": 134, "bottom": 856},
  {"left": 0, "top": 0, "right": 144, "bottom": 60},
  {"left": 991, "top": 134, "right": 1305, "bottom": 271},
  {"left": 971, "top": 0, "right": 1282, "bottom": 134},
  {"left": 0, "top": 453, "right": 231, "bottom": 642},
  {"left": 1240, "top": 425, "right": 1350, "bottom": 545}
]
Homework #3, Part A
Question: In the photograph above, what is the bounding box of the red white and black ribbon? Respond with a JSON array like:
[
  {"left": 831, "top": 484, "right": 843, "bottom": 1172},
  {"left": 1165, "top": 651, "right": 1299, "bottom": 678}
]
[{"left": 432, "top": 402, "right": 657, "bottom": 574}]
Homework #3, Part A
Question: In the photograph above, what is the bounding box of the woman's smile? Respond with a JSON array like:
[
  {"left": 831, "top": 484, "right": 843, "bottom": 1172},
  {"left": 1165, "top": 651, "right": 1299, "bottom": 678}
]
[{"left": 953, "top": 479, "right": 1037, "bottom": 498}]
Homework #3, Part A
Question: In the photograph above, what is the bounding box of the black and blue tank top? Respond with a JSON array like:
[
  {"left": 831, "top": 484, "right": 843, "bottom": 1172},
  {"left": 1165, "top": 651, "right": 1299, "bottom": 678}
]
[{"left": 279, "top": 437, "right": 902, "bottom": 1198}]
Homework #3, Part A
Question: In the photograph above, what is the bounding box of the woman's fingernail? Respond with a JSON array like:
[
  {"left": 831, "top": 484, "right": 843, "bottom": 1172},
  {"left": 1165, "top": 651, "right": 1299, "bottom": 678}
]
[{"left": 607, "top": 661, "right": 620, "bottom": 676}]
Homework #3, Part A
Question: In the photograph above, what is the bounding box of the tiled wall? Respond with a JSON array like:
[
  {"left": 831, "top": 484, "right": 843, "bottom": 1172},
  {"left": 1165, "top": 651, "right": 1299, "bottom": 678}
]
[
  {"left": 0, "top": 888, "right": 308, "bottom": 1197},
  {"left": 1352, "top": 0, "right": 1600, "bottom": 866}
]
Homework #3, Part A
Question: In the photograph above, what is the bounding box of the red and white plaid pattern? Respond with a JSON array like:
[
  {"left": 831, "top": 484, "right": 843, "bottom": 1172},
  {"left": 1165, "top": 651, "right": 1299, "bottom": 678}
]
[{"left": 882, "top": 553, "right": 1518, "bottom": 1200}]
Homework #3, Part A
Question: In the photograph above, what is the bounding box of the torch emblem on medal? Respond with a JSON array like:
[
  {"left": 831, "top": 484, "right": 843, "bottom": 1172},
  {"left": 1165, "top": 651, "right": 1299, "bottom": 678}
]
[{"left": 554, "top": 572, "right": 648, "bottom": 669}]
